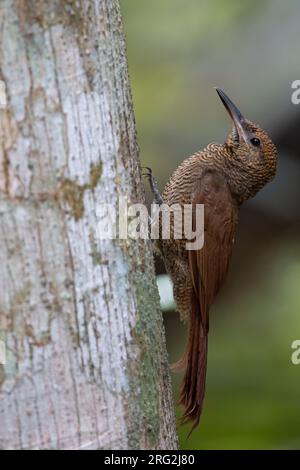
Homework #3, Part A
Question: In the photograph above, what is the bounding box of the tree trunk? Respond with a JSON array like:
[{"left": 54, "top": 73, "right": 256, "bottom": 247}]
[{"left": 0, "top": 0, "right": 177, "bottom": 450}]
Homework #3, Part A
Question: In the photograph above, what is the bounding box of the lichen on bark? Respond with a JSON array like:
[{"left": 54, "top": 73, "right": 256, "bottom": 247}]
[{"left": 59, "top": 163, "right": 102, "bottom": 220}]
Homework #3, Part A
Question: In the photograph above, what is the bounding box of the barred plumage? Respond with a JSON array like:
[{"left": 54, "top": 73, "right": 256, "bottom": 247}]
[{"left": 149, "top": 89, "right": 277, "bottom": 432}]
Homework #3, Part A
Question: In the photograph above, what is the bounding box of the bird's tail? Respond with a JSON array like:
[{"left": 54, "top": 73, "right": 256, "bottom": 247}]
[{"left": 173, "top": 299, "right": 208, "bottom": 433}]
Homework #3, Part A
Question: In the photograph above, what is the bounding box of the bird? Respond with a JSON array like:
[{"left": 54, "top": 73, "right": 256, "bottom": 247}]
[{"left": 143, "top": 88, "right": 277, "bottom": 433}]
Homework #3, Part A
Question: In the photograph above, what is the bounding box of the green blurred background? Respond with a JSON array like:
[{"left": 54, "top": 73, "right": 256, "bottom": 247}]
[{"left": 121, "top": 0, "right": 300, "bottom": 449}]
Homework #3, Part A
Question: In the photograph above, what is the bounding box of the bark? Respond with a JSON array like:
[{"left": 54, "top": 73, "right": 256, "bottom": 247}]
[{"left": 0, "top": 0, "right": 177, "bottom": 450}]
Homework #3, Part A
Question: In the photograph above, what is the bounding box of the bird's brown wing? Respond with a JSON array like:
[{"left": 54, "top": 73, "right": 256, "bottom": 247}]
[
  {"left": 179, "top": 170, "right": 238, "bottom": 430},
  {"left": 190, "top": 170, "right": 239, "bottom": 326}
]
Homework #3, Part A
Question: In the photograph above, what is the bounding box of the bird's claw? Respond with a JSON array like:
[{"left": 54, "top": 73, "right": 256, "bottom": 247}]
[
  {"left": 141, "top": 166, "right": 163, "bottom": 205},
  {"left": 141, "top": 166, "right": 153, "bottom": 180}
]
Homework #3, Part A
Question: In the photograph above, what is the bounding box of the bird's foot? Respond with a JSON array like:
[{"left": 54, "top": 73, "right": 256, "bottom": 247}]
[{"left": 142, "top": 166, "right": 164, "bottom": 206}]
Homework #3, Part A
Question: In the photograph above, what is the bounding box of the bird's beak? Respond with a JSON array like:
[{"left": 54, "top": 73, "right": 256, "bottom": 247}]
[{"left": 215, "top": 88, "right": 248, "bottom": 142}]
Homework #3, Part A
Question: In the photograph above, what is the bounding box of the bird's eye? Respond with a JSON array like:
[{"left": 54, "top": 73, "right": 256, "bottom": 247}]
[{"left": 250, "top": 137, "right": 261, "bottom": 147}]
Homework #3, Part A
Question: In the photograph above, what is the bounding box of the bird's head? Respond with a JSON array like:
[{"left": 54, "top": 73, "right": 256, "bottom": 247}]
[{"left": 215, "top": 88, "right": 277, "bottom": 202}]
